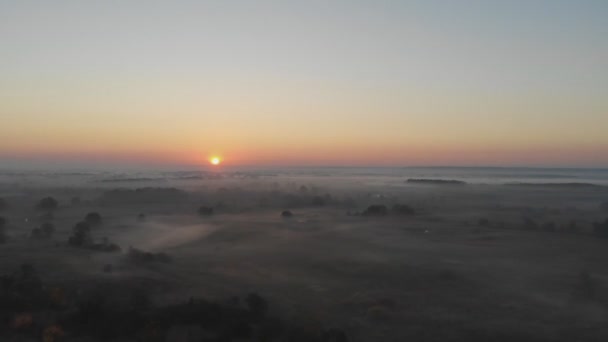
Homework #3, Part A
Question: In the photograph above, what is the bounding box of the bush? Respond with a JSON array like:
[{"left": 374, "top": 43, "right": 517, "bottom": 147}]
[
  {"left": 90, "top": 237, "right": 121, "bottom": 252},
  {"left": 127, "top": 246, "right": 171, "bottom": 264},
  {"left": 362, "top": 205, "right": 388, "bottom": 217},
  {"left": 311, "top": 196, "right": 326, "bottom": 207},
  {"left": 198, "top": 206, "right": 214, "bottom": 216},
  {"left": 281, "top": 210, "right": 294, "bottom": 218},
  {"left": 85, "top": 212, "right": 103, "bottom": 226},
  {"left": 36, "top": 197, "right": 58, "bottom": 211},
  {"left": 68, "top": 221, "right": 92, "bottom": 247},
  {"left": 137, "top": 213, "right": 147, "bottom": 222},
  {"left": 523, "top": 217, "right": 538, "bottom": 230},
  {"left": 322, "top": 328, "right": 349, "bottom": 342},
  {"left": 31, "top": 222, "right": 55, "bottom": 239},
  {"left": 0, "top": 216, "right": 7, "bottom": 243},
  {"left": 593, "top": 219, "right": 608, "bottom": 238},
  {"left": 246, "top": 292, "right": 268, "bottom": 318},
  {"left": 391, "top": 204, "right": 415, "bottom": 215},
  {"left": 41, "top": 222, "right": 55, "bottom": 236},
  {"left": 542, "top": 221, "right": 556, "bottom": 232},
  {"left": 30, "top": 228, "right": 44, "bottom": 239}
]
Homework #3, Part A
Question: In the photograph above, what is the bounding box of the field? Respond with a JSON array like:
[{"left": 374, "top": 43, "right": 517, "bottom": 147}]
[{"left": 1, "top": 173, "right": 608, "bottom": 341}]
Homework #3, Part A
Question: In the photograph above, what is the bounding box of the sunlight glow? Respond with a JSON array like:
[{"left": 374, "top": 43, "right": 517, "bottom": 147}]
[{"left": 210, "top": 156, "right": 221, "bottom": 165}]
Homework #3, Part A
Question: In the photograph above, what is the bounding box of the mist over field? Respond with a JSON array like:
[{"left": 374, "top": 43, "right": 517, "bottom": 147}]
[
  {"left": 1, "top": 167, "right": 608, "bottom": 341},
  {"left": 2, "top": 0, "right": 608, "bottom": 340}
]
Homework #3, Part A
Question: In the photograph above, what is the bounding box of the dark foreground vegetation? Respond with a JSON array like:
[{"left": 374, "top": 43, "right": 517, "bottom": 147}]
[{"left": 0, "top": 264, "right": 348, "bottom": 342}]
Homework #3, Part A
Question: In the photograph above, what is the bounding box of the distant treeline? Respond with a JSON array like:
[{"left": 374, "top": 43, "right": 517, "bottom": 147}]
[
  {"left": 406, "top": 179, "right": 467, "bottom": 185},
  {"left": 504, "top": 182, "right": 602, "bottom": 188}
]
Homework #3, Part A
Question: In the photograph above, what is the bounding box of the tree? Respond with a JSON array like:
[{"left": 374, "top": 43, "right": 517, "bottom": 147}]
[
  {"left": 85, "top": 212, "right": 102, "bottom": 226},
  {"left": 246, "top": 293, "right": 268, "bottom": 318},
  {"left": 68, "top": 222, "right": 92, "bottom": 247},
  {"left": 0, "top": 216, "right": 6, "bottom": 243},
  {"left": 41, "top": 222, "right": 55, "bottom": 236},
  {"left": 311, "top": 196, "right": 326, "bottom": 206},
  {"left": 198, "top": 206, "right": 214, "bottom": 216},
  {"left": 362, "top": 205, "right": 388, "bottom": 217},
  {"left": 281, "top": 210, "right": 294, "bottom": 218},
  {"left": 391, "top": 204, "right": 415, "bottom": 215},
  {"left": 593, "top": 219, "right": 608, "bottom": 238},
  {"left": 37, "top": 197, "right": 58, "bottom": 211}
]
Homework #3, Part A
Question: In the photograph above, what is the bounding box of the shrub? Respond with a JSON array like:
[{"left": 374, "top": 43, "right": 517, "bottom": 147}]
[
  {"left": 127, "top": 246, "right": 171, "bottom": 264},
  {"left": 30, "top": 228, "right": 45, "bottom": 239},
  {"left": 103, "top": 264, "right": 113, "bottom": 273},
  {"left": 542, "top": 221, "right": 556, "bottom": 232},
  {"left": 576, "top": 271, "right": 596, "bottom": 300},
  {"left": 281, "top": 210, "right": 294, "bottom": 218},
  {"left": 137, "top": 213, "right": 147, "bottom": 222},
  {"left": 41, "top": 222, "right": 55, "bottom": 236},
  {"left": 478, "top": 218, "right": 489, "bottom": 227},
  {"left": 246, "top": 292, "right": 268, "bottom": 318},
  {"left": 36, "top": 197, "right": 58, "bottom": 211},
  {"left": 68, "top": 221, "right": 92, "bottom": 247},
  {"left": 311, "top": 196, "right": 326, "bottom": 207},
  {"left": 31, "top": 222, "right": 55, "bottom": 239},
  {"left": 523, "top": 217, "right": 538, "bottom": 230},
  {"left": 198, "top": 206, "right": 214, "bottom": 216},
  {"left": 90, "top": 237, "right": 121, "bottom": 252},
  {"left": 391, "top": 204, "right": 415, "bottom": 215},
  {"left": 593, "top": 219, "right": 608, "bottom": 238},
  {"left": 322, "top": 328, "right": 349, "bottom": 342},
  {"left": 362, "top": 205, "right": 388, "bottom": 217},
  {"left": 85, "top": 212, "right": 103, "bottom": 226},
  {"left": 0, "top": 216, "right": 7, "bottom": 243}
]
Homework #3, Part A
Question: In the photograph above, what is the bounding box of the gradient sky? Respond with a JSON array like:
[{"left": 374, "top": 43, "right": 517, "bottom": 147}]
[{"left": 1, "top": 0, "right": 607, "bottom": 168}]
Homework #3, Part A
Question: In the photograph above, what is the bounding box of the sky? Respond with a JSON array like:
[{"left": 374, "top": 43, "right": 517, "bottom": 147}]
[{"left": 1, "top": 0, "right": 607, "bottom": 168}]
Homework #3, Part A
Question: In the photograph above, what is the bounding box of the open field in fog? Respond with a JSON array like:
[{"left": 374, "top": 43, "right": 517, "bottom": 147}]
[{"left": 1, "top": 170, "right": 608, "bottom": 341}]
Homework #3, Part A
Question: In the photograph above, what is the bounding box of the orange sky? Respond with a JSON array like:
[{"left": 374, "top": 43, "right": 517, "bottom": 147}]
[{"left": 1, "top": 1, "right": 607, "bottom": 168}]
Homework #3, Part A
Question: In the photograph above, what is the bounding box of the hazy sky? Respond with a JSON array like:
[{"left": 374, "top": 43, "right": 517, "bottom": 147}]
[{"left": 1, "top": 0, "right": 607, "bottom": 168}]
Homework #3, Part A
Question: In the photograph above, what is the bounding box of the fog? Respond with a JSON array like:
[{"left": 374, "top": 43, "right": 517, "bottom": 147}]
[{"left": 1, "top": 167, "right": 608, "bottom": 341}]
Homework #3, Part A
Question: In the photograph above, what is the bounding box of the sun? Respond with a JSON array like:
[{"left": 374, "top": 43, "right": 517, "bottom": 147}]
[{"left": 210, "top": 156, "right": 221, "bottom": 166}]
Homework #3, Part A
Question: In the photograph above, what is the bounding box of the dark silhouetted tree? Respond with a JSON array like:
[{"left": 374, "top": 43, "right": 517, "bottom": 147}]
[
  {"left": 593, "top": 219, "right": 608, "bottom": 238},
  {"left": 0, "top": 216, "right": 6, "bottom": 243},
  {"left": 311, "top": 196, "right": 326, "bottom": 206},
  {"left": 36, "top": 197, "right": 58, "bottom": 211},
  {"left": 523, "top": 217, "right": 538, "bottom": 230},
  {"left": 41, "top": 222, "right": 55, "bottom": 236},
  {"left": 198, "top": 206, "right": 214, "bottom": 216},
  {"left": 246, "top": 292, "right": 268, "bottom": 318},
  {"left": 85, "top": 212, "right": 102, "bottom": 226},
  {"left": 542, "top": 221, "right": 556, "bottom": 232},
  {"left": 391, "top": 204, "right": 415, "bottom": 215},
  {"left": 68, "top": 221, "right": 92, "bottom": 247},
  {"left": 281, "top": 210, "right": 293, "bottom": 218},
  {"left": 362, "top": 205, "right": 388, "bottom": 216}
]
